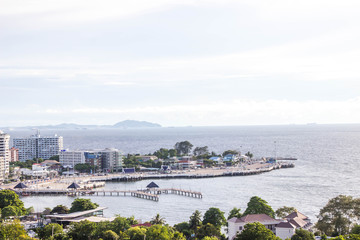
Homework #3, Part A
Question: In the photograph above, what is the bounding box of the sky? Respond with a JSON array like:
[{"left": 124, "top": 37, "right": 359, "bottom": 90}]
[{"left": 1, "top": 0, "right": 360, "bottom": 127}]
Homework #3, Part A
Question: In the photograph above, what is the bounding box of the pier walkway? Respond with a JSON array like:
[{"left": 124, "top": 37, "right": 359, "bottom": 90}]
[{"left": 18, "top": 188, "right": 202, "bottom": 202}]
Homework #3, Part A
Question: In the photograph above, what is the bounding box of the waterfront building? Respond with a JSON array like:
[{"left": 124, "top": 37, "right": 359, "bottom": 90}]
[
  {"left": 0, "top": 130, "right": 10, "bottom": 181},
  {"left": 84, "top": 151, "right": 103, "bottom": 171},
  {"left": 59, "top": 150, "right": 86, "bottom": 168},
  {"left": 99, "top": 148, "right": 123, "bottom": 172},
  {"left": 10, "top": 147, "right": 19, "bottom": 162},
  {"left": 13, "top": 131, "right": 63, "bottom": 161},
  {"left": 60, "top": 149, "right": 123, "bottom": 172}
]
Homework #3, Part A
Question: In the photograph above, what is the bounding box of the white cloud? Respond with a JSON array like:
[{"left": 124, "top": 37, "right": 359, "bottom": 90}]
[{"left": 32, "top": 97, "right": 360, "bottom": 126}]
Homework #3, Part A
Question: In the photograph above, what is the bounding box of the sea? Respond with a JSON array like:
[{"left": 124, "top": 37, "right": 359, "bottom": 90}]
[{"left": 7, "top": 124, "right": 360, "bottom": 225}]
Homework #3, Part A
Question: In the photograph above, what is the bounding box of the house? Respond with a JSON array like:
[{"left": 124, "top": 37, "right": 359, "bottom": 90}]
[
  {"left": 276, "top": 211, "right": 312, "bottom": 240},
  {"left": 223, "top": 154, "right": 238, "bottom": 162},
  {"left": 228, "top": 214, "right": 281, "bottom": 240},
  {"left": 228, "top": 211, "right": 312, "bottom": 240}
]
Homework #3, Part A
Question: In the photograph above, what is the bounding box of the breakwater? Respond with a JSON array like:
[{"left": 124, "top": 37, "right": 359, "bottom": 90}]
[{"left": 93, "top": 163, "right": 295, "bottom": 182}]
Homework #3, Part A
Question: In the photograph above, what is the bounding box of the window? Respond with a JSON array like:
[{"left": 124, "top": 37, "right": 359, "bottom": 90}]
[{"left": 239, "top": 226, "right": 243, "bottom": 230}]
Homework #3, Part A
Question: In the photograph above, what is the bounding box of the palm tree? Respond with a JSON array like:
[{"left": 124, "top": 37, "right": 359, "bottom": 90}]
[
  {"left": 150, "top": 213, "right": 165, "bottom": 225},
  {"left": 189, "top": 210, "right": 202, "bottom": 230}
]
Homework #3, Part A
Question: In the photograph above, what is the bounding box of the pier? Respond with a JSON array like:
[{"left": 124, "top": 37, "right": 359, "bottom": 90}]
[{"left": 18, "top": 188, "right": 202, "bottom": 202}]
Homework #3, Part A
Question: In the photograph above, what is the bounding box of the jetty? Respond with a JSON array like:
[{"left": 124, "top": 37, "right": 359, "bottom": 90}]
[
  {"left": 17, "top": 188, "right": 202, "bottom": 202},
  {"left": 90, "top": 162, "right": 295, "bottom": 182}
]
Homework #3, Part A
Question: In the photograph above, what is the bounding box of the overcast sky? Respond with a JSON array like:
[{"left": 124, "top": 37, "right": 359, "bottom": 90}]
[{"left": 1, "top": 0, "right": 360, "bottom": 127}]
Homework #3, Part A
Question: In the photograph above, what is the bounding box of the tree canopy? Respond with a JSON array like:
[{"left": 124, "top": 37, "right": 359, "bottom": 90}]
[
  {"left": 243, "top": 196, "right": 275, "bottom": 218},
  {"left": 228, "top": 207, "right": 242, "bottom": 220},
  {"left": 174, "top": 141, "right": 193, "bottom": 155},
  {"left": 51, "top": 205, "right": 69, "bottom": 214},
  {"left": 189, "top": 210, "right": 202, "bottom": 231},
  {"left": 202, "top": 207, "right": 226, "bottom": 229},
  {"left": 150, "top": 213, "right": 166, "bottom": 225},
  {"left": 316, "top": 195, "right": 360, "bottom": 236},
  {"left": 275, "top": 206, "right": 297, "bottom": 218},
  {"left": 291, "top": 228, "right": 315, "bottom": 240},
  {"left": 234, "top": 222, "right": 280, "bottom": 240},
  {"left": 69, "top": 198, "right": 99, "bottom": 213},
  {"left": 0, "top": 189, "right": 26, "bottom": 214},
  {"left": 0, "top": 219, "right": 34, "bottom": 240}
]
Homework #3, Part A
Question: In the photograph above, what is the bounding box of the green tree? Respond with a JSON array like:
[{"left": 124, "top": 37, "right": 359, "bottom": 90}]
[
  {"left": 196, "top": 223, "right": 222, "bottom": 239},
  {"left": 110, "top": 216, "right": 132, "bottom": 233},
  {"left": 66, "top": 220, "right": 97, "bottom": 240},
  {"left": 125, "top": 226, "right": 147, "bottom": 240},
  {"left": 174, "top": 141, "right": 193, "bottom": 155},
  {"left": 0, "top": 189, "right": 26, "bottom": 214},
  {"left": 51, "top": 205, "right": 69, "bottom": 214},
  {"left": 2, "top": 205, "right": 22, "bottom": 218},
  {"left": 245, "top": 152, "right": 253, "bottom": 159},
  {"left": 275, "top": 206, "right": 297, "bottom": 218},
  {"left": 228, "top": 207, "right": 242, "bottom": 220},
  {"left": 69, "top": 198, "right": 99, "bottom": 213},
  {"left": 189, "top": 210, "right": 202, "bottom": 231},
  {"left": 203, "top": 207, "right": 226, "bottom": 229},
  {"left": 103, "top": 230, "right": 119, "bottom": 240},
  {"left": 150, "top": 213, "right": 166, "bottom": 225},
  {"left": 0, "top": 219, "right": 34, "bottom": 239},
  {"left": 202, "top": 237, "right": 219, "bottom": 240},
  {"left": 222, "top": 150, "right": 239, "bottom": 157},
  {"left": 153, "top": 148, "right": 169, "bottom": 160},
  {"left": 169, "top": 149, "right": 177, "bottom": 157},
  {"left": 291, "top": 228, "right": 315, "bottom": 240},
  {"left": 118, "top": 231, "right": 130, "bottom": 240},
  {"left": 146, "top": 225, "right": 173, "bottom": 240},
  {"left": 174, "top": 222, "right": 191, "bottom": 238},
  {"left": 74, "top": 163, "right": 93, "bottom": 173},
  {"left": 193, "top": 146, "right": 209, "bottom": 157},
  {"left": 234, "top": 222, "right": 280, "bottom": 240},
  {"left": 316, "top": 195, "right": 360, "bottom": 236},
  {"left": 351, "top": 225, "right": 360, "bottom": 234},
  {"left": 49, "top": 155, "right": 59, "bottom": 161},
  {"left": 243, "top": 196, "right": 275, "bottom": 218},
  {"left": 36, "top": 223, "right": 64, "bottom": 240}
]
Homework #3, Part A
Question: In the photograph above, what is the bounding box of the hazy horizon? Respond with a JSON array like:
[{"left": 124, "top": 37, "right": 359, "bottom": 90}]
[{"left": 1, "top": 0, "right": 360, "bottom": 127}]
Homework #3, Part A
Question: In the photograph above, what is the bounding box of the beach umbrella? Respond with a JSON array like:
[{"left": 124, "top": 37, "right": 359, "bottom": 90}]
[
  {"left": 146, "top": 182, "right": 159, "bottom": 189},
  {"left": 67, "top": 182, "right": 80, "bottom": 189},
  {"left": 14, "top": 182, "right": 28, "bottom": 189}
]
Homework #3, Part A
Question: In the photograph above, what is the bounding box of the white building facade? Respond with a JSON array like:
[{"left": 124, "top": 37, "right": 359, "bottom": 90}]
[
  {"left": 59, "top": 150, "right": 86, "bottom": 168},
  {"left": 0, "top": 130, "right": 10, "bottom": 181},
  {"left": 13, "top": 132, "right": 63, "bottom": 161}
]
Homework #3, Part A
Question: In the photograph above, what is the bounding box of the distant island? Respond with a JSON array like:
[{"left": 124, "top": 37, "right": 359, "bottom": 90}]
[{"left": 3, "top": 120, "right": 161, "bottom": 130}]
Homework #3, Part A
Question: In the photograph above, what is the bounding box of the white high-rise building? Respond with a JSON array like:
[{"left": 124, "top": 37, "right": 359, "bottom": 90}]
[
  {"left": 13, "top": 131, "right": 63, "bottom": 161},
  {"left": 0, "top": 130, "right": 10, "bottom": 182}
]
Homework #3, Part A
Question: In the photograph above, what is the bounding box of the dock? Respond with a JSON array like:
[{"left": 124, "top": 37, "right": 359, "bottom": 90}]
[{"left": 18, "top": 188, "right": 202, "bottom": 202}]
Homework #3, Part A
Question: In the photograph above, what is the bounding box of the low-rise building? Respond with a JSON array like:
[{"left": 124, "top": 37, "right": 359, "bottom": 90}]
[
  {"left": 228, "top": 211, "right": 312, "bottom": 240},
  {"left": 228, "top": 214, "right": 281, "bottom": 239},
  {"left": 59, "top": 150, "right": 86, "bottom": 168},
  {"left": 276, "top": 211, "right": 312, "bottom": 240}
]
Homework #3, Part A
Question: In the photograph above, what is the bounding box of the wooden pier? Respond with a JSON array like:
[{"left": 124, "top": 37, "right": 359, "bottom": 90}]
[{"left": 18, "top": 188, "right": 202, "bottom": 202}]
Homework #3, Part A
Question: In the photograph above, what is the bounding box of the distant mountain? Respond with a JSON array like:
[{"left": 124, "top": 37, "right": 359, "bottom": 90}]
[
  {"left": 112, "top": 120, "right": 161, "bottom": 128},
  {"left": 3, "top": 120, "right": 161, "bottom": 130}
]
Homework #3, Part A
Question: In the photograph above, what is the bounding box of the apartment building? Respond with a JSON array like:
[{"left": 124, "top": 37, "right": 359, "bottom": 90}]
[
  {"left": 0, "top": 131, "right": 10, "bottom": 181},
  {"left": 13, "top": 132, "right": 63, "bottom": 161}
]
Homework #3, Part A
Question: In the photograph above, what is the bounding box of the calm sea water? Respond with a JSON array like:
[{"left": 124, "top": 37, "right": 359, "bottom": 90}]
[{"left": 8, "top": 125, "right": 360, "bottom": 225}]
